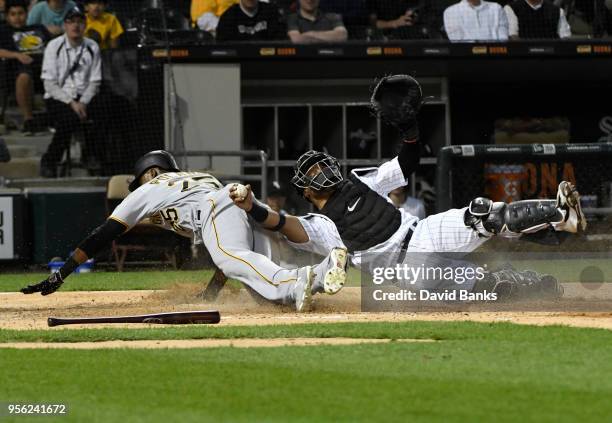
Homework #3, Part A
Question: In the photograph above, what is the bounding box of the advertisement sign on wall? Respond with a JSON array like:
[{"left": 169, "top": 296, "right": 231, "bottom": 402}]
[{"left": 0, "top": 197, "right": 14, "bottom": 259}]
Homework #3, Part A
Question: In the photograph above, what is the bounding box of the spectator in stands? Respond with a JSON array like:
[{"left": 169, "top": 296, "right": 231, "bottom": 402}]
[
  {"left": 444, "top": 0, "right": 509, "bottom": 40},
  {"left": 216, "top": 0, "right": 287, "bottom": 41},
  {"left": 319, "top": 0, "right": 370, "bottom": 39},
  {"left": 504, "top": 0, "right": 571, "bottom": 38},
  {"left": 0, "top": 0, "right": 36, "bottom": 23},
  {"left": 367, "top": 0, "right": 436, "bottom": 39},
  {"left": 556, "top": 0, "right": 612, "bottom": 37},
  {"left": 191, "top": 0, "right": 238, "bottom": 33},
  {"left": 287, "top": 0, "right": 348, "bottom": 43},
  {"left": 0, "top": 0, "right": 51, "bottom": 133},
  {"left": 84, "top": 0, "right": 123, "bottom": 49},
  {"left": 27, "top": 0, "right": 76, "bottom": 36},
  {"left": 40, "top": 6, "right": 101, "bottom": 177}
]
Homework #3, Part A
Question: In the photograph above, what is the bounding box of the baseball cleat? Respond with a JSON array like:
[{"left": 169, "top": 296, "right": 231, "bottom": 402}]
[
  {"left": 294, "top": 266, "right": 314, "bottom": 312},
  {"left": 323, "top": 247, "right": 348, "bottom": 295},
  {"left": 555, "top": 181, "right": 587, "bottom": 233}
]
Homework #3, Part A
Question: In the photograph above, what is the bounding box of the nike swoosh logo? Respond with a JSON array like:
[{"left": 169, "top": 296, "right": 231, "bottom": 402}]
[{"left": 347, "top": 197, "right": 361, "bottom": 212}]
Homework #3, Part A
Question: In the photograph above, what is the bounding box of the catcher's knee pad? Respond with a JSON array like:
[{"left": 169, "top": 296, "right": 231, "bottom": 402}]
[{"left": 464, "top": 197, "right": 563, "bottom": 237}]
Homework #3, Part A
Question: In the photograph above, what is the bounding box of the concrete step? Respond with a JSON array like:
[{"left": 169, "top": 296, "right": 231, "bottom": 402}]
[
  {"left": 6, "top": 144, "right": 39, "bottom": 159},
  {"left": 2, "top": 132, "right": 53, "bottom": 155},
  {"left": 0, "top": 157, "right": 40, "bottom": 178}
]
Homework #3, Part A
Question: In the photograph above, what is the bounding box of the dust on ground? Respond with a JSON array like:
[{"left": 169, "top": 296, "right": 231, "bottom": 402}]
[
  {"left": 0, "top": 338, "right": 436, "bottom": 350},
  {"left": 2, "top": 284, "right": 612, "bottom": 331}
]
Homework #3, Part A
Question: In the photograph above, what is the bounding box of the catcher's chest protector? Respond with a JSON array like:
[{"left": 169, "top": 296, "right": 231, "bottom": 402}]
[{"left": 321, "top": 175, "right": 401, "bottom": 253}]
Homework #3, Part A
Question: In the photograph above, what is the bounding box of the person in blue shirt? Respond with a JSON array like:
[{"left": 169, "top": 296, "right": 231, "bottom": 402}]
[{"left": 27, "top": 0, "right": 77, "bottom": 36}]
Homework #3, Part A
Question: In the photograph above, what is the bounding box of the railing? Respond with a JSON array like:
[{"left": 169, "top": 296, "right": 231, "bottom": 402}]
[
  {"left": 0, "top": 151, "right": 268, "bottom": 196},
  {"left": 170, "top": 149, "right": 268, "bottom": 198}
]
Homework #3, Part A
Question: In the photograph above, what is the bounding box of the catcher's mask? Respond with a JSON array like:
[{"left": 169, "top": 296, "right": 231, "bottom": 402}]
[
  {"left": 291, "top": 150, "right": 343, "bottom": 195},
  {"left": 129, "top": 150, "right": 180, "bottom": 191}
]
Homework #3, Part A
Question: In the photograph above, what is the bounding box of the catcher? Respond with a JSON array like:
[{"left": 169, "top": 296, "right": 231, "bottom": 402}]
[
  {"left": 230, "top": 74, "right": 587, "bottom": 299},
  {"left": 20, "top": 150, "right": 348, "bottom": 312}
]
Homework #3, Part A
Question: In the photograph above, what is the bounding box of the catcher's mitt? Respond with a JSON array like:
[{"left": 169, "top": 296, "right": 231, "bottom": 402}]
[
  {"left": 370, "top": 74, "right": 423, "bottom": 140},
  {"left": 475, "top": 265, "right": 564, "bottom": 301}
]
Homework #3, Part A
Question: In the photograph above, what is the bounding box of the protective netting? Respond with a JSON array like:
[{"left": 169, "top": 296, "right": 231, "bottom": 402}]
[
  {"left": 2, "top": 0, "right": 612, "bottom": 181},
  {"left": 447, "top": 156, "right": 612, "bottom": 207},
  {"left": 436, "top": 144, "right": 612, "bottom": 252}
]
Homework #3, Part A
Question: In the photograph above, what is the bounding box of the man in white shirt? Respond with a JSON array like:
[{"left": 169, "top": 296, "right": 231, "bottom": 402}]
[
  {"left": 505, "top": 0, "right": 571, "bottom": 39},
  {"left": 40, "top": 6, "right": 101, "bottom": 177},
  {"left": 444, "top": 0, "right": 509, "bottom": 41}
]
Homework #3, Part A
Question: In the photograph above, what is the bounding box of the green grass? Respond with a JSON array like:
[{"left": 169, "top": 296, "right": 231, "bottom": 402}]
[
  {"left": 0, "top": 270, "right": 216, "bottom": 292},
  {"left": 1, "top": 321, "right": 612, "bottom": 422},
  {"left": 0, "top": 321, "right": 544, "bottom": 343}
]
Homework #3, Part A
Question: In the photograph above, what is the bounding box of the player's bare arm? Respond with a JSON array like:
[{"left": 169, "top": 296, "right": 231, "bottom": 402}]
[{"left": 229, "top": 184, "right": 309, "bottom": 243}]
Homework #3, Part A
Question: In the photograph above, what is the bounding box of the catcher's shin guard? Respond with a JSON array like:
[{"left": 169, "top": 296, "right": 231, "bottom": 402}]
[
  {"left": 464, "top": 181, "right": 586, "bottom": 237},
  {"left": 464, "top": 197, "right": 564, "bottom": 237}
]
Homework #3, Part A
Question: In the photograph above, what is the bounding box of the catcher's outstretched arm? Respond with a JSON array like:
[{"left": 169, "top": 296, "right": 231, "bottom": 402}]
[
  {"left": 229, "top": 184, "right": 309, "bottom": 243},
  {"left": 265, "top": 213, "right": 308, "bottom": 243},
  {"left": 398, "top": 138, "right": 420, "bottom": 179},
  {"left": 21, "top": 219, "right": 127, "bottom": 295}
]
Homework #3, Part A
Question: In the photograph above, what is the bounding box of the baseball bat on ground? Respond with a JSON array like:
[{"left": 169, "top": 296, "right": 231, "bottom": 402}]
[{"left": 47, "top": 310, "right": 221, "bottom": 327}]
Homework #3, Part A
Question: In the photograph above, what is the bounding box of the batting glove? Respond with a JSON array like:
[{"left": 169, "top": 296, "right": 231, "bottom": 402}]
[{"left": 21, "top": 272, "right": 64, "bottom": 296}]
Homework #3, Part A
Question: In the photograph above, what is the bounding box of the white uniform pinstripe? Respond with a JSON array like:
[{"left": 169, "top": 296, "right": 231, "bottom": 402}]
[
  {"left": 287, "top": 157, "right": 488, "bottom": 290},
  {"left": 111, "top": 172, "right": 338, "bottom": 303}
]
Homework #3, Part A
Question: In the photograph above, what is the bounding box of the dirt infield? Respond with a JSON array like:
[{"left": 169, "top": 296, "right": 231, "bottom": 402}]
[
  {"left": 0, "top": 338, "right": 436, "bottom": 349},
  {"left": 2, "top": 285, "right": 612, "bottom": 331}
]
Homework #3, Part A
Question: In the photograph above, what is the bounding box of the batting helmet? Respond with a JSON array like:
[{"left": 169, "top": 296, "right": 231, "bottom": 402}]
[
  {"left": 129, "top": 150, "right": 180, "bottom": 191},
  {"left": 290, "top": 150, "right": 343, "bottom": 194}
]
